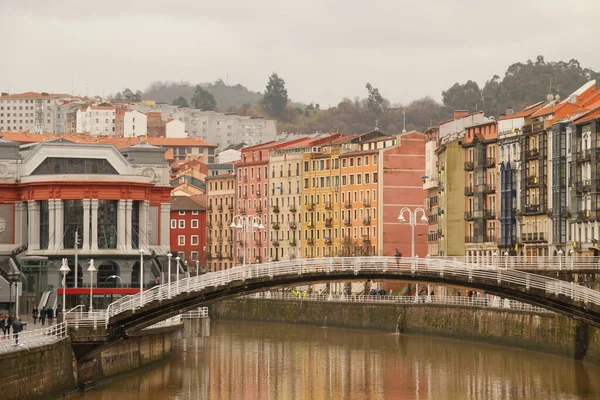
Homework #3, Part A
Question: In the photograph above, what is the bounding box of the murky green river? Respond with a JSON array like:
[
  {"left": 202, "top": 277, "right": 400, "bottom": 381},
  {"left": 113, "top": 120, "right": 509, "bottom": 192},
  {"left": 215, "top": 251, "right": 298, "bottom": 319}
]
[{"left": 69, "top": 320, "right": 600, "bottom": 399}]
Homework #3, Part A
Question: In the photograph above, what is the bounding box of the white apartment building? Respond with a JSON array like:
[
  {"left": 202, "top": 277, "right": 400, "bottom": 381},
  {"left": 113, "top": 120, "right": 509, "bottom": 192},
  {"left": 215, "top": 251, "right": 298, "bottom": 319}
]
[
  {"left": 56, "top": 101, "right": 87, "bottom": 133},
  {"left": 76, "top": 106, "right": 116, "bottom": 135},
  {"left": 0, "top": 92, "right": 74, "bottom": 133},
  {"left": 122, "top": 110, "right": 148, "bottom": 138},
  {"left": 165, "top": 119, "right": 186, "bottom": 138},
  {"left": 130, "top": 103, "right": 277, "bottom": 148}
]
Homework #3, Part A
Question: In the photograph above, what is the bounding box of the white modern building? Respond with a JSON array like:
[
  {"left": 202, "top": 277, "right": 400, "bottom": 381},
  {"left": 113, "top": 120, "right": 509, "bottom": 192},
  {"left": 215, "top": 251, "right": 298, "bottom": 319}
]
[
  {"left": 76, "top": 105, "right": 116, "bottom": 135},
  {"left": 122, "top": 110, "right": 148, "bottom": 138},
  {"left": 0, "top": 92, "right": 76, "bottom": 134},
  {"left": 165, "top": 119, "right": 186, "bottom": 138}
]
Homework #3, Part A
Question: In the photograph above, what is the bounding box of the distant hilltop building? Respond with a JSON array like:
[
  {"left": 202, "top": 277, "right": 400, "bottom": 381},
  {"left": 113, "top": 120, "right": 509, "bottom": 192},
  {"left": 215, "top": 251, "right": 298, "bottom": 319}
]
[{"left": 130, "top": 103, "right": 277, "bottom": 150}]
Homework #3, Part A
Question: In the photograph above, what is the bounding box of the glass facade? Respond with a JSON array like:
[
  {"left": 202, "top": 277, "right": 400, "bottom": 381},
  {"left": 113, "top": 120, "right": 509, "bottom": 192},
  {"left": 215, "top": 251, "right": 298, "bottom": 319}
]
[
  {"left": 132, "top": 201, "right": 140, "bottom": 249},
  {"left": 98, "top": 200, "right": 118, "bottom": 249},
  {"left": 32, "top": 157, "right": 118, "bottom": 175},
  {"left": 39, "top": 200, "right": 49, "bottom": 249},
  {"left": 97, "top": 262, "right": 119, "bottom": 288},
  {"left": 64, "top": 200, "right": 84, "bottom": 249}
]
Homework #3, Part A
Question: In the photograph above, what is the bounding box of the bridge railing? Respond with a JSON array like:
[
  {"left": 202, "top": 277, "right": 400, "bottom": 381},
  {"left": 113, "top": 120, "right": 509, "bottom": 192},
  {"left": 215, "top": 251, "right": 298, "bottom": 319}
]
[
  {"left": 143, "top": 315, "right": 182, "bottom": 330},
  {"left": 246, "top": 292, "right": 552, "bottom": 314},
  {"left": 0, "top": 322, "right": 68, "bottom": 354},
  {"left": 182, "top": 308, "right": 209, "bottom": 319},
  {"left": 429, "top": 255, "right": 600, "bottom": 270},
  {"left": 105, "top": 256, "right": 600, "bottom": 327}
]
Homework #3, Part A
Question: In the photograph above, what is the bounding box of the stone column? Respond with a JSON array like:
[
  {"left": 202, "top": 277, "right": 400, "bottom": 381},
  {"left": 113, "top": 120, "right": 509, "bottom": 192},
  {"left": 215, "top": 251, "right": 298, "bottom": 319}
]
[
  {"left": 82, "top": 200, "right": 90, "bottom": 250},
  {"left": 118, "top": 200, "right": 127, "bottom": 251},
  {"left": 48, "top": 200, "right": 56, "bottom": 250},
  {"left": 27, "top": 200, "right": 39, "bottom": 250},
  {"left": 160, "top": 202, "right": 171, "bottom": 251},
  {"left": 91, "top": 199, "right": 99, "bottom": 250},
  {"left": 14, "top": 202, "right": 26, "bottom": 246},
  {"left": 139, "top": 201, "right": 149, "bottom": 251},
  {"left": 54, "top": 199, "right": 64, "bottom": 250},
  {"left": 125, "top": 200, "right": 133, "bottom": 250}
]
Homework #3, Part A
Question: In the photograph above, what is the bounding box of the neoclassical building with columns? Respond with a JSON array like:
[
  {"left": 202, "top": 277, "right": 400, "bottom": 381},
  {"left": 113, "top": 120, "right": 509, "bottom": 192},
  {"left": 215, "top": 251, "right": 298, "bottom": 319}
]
[{"left": 0, "top": 136, "right": 172, "bottom": 312}]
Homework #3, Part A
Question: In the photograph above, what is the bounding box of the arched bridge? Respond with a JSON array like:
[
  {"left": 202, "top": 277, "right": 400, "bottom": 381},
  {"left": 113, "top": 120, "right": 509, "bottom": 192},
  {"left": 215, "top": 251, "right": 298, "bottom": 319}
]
[{"left": 103, "top": 257, "right": 600, "bottom": 339}]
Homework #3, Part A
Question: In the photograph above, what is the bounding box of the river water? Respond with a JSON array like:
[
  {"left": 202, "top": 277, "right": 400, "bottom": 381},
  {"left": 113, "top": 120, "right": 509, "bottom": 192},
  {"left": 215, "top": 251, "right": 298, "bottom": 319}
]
[{"left": 70, "top": 320, "right": 600, "bottom": 400}]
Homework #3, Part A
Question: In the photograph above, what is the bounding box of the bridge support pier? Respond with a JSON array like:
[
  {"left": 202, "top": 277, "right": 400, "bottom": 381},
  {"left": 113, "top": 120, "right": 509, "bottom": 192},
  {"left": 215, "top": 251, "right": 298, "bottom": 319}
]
[{"left": 575, "top": 322, "right": 594, "bottom": 360}]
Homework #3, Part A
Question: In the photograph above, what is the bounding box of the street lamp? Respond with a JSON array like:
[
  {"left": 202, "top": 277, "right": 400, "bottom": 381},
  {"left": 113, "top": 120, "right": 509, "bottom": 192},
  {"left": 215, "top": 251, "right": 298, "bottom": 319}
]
[
  {"left": 87, "top": 259, "right": 96, "bottom": 312},
  {"left": 195, "top": 260, "right": 200, "bottom": 277},
  {"left": 397, "top": 207, "right": 428, "bottom": 258},
  {"left": 230, "top": 215, "right": 264, "bottom": 266},
  {"left": 59, "top": 258, "right": 70, "bottom": 315},
  {"left": 139, "top": 249, "right": 144, "bottom": 307},
  {"left": 7, "top": 270, "right": 20, "bottom": 316},
  {"left": 167, "top": 253, "right": 172, "bottom": 299},
  {"left": 557, "top": 249, "right": 564, "bottom": 270},
  {"left": 175, "top": 255, "right": 181, "bottom": 294}
]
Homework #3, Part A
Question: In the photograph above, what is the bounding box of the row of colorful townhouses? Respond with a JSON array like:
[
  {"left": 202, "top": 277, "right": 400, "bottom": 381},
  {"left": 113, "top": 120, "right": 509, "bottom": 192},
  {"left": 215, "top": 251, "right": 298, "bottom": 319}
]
[
  {"left": 424, "top": 80, "right": 600, "bottom": 260},
  {"left": 205, "top": 131, "right": 428, "bottom": 272}
]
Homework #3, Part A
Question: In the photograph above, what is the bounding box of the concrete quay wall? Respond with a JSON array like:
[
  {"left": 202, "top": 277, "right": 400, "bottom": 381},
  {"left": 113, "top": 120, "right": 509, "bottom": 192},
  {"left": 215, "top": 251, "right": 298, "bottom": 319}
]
[{"left": 209, "top": 299, "right": 600, "bottom": 365}]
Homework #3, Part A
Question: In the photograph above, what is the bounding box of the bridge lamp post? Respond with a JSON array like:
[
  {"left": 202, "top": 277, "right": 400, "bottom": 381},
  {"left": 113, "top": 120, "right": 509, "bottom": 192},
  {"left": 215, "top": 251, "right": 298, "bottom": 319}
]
[
  {"left": 230, "top": 215, "right": 264, "bottom": 267},
  {"left": 167, "top": 253, "right": 172, "bottom": 299},
  {"left": 139, "top": 249, "right": 144, "bottom": 307},
  {"left": 87, "top": 259, "right": 96, "bottom": 312},
  {"left": 398, "top": 207, "right": 427, "bottom": 302},
  {"left": 557, "top": 249, "right": 563, "bottom": 270},
  {"left": 59, "top": 258, "right": 70, "bottom": 316},
  {"left": 175, "top": 255, "right": 181, "bottom": 294}
]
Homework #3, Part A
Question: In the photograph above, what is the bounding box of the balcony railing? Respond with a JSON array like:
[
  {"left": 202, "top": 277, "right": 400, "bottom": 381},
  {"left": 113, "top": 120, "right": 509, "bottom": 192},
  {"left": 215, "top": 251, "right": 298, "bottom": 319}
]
[
  {"left": 485, "top": 184, "right": 496, "bottom": 194},
  {"left": 484, "top": 209, "right": 496, "bottom": 219},
  {"left": 363, "top": 217, "right": 371, "bottom": 225},
  {"left": 325, "top": 218, "right": 332, "bottom": 227},
  {"left": 521, "top": 232, "right": 546, "bottom": 242},
  {"left": 207, "top": 237, "right": 213, "bottom": 244},
  {"left": 344, "top": 219, "right": 352, "bottom": 226},
  {"left": 526, "top": 176, "right": 539, "bottom": 188},
  {"left": 256, "top": 191, "right": 262, "bottom": 198},
  {"left": 217, "top": 221, "right": 223, "bottom": 228},
  {"left": 464, "top": 161, "right": 474, "bottom": 171},
  {"left": 362, "top": 236, "right": 371, "bottom": 244},
  {"left": 325, "top": 202, "right": 332, "bottom": 210},
  {"left": 363, "top": 199, "right": 371, "bottom": 207},
  {"left": 240, "top": 209, "right": 247, "bottom": 215},
  {"left": 217, "top": 204, "right": 223, "bottom": 211},
  {"left": 290, "top": 206, "right": 297, "bottom": 213},
  {"left": 524, "top": 204, "right": 543, "bottom": 215},
  {"left": 243, "top": 175, "right": 248, "bottom": 182},
  {"left": 485, "top": 157, "right": 496, "bottom": 168},
  {"left": 256, "top": 240, "right": 262, "bottom": 247},
  {"left": 290, "top": 239, "right": 297, "bottom": 246},
  {"left": 273, "top": 205, "right": 280, "bottom": 213},
  {"left": 325, "top": 238, "right": 332, "bottom": 245},
  {"left": 464, "top": 211, "right": 474, "bottom": 220},
  {"left": 344, "top": 202, "right": 352, "bottom": 209},
  {"left": 464, "top": 186, "right": 474, "bottom": 196},
  {"left": 207, "top": 205, "right": 213, "bottom": 212},
  {"left": 272, "top": 223, "right": 280, "bottom": 230},
  {"left": 307, "top": 238, "right": 315, "bottom": 245},
  {"left": 227, "top": 204, "right": 234, "bottom": 211},
  {"left": 307, "top": 222, "right": 314, "bottom": 228},
  {"left": 289, "top": 221, "right": 297, "bottom": 230},
  {"left": 217, "top": 236, "right": 223, "bottom": 243},
  {"left": 257, "top": 204, "right": 263, "bottom": 213},
  {"left": 307, "top": 203, "right": 315, "bottom": 211},
  {"left": 484, "top": 235, "right": 496, "bottom": 243}
]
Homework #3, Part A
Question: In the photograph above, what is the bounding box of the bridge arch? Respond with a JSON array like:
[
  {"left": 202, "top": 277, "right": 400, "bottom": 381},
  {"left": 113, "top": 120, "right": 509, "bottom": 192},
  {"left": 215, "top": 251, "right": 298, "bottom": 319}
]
[{"left": 104, "top": 257, "right": 600, "bottom": 339}]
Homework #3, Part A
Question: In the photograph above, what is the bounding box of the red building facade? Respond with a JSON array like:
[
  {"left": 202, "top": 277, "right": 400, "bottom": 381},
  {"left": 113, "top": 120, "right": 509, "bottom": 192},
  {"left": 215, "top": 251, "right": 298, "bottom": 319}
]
[{"left": 169, "top": 196, "right": 207, "bottom": 271}]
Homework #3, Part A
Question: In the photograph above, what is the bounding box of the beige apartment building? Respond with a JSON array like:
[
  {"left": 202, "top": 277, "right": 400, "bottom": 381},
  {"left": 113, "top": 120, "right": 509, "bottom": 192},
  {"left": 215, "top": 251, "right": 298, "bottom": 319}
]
[
  {"left": 0, "top": 92, "right": 75, "bottom": 133},
  {"left": 206, "top": 173, "right": 236, "bottom": 271}
]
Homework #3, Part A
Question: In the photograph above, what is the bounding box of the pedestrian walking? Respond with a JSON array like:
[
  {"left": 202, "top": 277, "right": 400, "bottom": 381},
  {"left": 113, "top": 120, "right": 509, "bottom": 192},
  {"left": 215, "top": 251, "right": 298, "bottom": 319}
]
[
  {"left": 395, "top": 248, "right": 402, "bottom": 266},
  {"left": 47, "top": 307, "right": 54, "bottom": 325},
  {"left": 32, "top": 306, "right": 39, "bottom": 324},
  {"left": 0, "top": 314, "right": 5, "bottom": 336},
  {"left": 40, "top": 307, "right": 47, "bottom": 325},
  {"left": 12, "top": 317, "right": 23, "bottom": 345},
  {"left": 5, "top": 313, "right": 13, "bottom": 336}
]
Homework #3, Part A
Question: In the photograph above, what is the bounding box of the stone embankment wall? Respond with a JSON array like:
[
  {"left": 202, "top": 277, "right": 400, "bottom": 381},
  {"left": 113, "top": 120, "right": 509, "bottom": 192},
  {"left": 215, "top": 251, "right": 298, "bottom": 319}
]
[{"left": 210, "top": 299, "right": 600, "bottom": 364}]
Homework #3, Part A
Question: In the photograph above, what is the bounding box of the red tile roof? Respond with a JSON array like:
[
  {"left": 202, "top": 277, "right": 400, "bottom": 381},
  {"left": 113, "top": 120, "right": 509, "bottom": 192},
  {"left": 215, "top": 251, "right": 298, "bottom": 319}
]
[{"left": 0, "top": 92, "right": 72, "bottom": 99}]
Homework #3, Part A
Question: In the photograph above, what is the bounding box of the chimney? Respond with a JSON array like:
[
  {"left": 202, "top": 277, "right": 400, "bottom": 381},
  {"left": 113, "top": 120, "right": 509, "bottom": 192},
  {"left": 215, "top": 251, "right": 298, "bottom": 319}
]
[
  {"left": 453, "top": 110, "right": 469, "bottom": 119},
  {"left": 506, "top": 107, "right": 514, "bottom": 115},
  {"left": 1, "top": 92, "right": 8, "bottom": 96},
  {"left": 41, "top": 92, "right": 49, "bottom": 97}
]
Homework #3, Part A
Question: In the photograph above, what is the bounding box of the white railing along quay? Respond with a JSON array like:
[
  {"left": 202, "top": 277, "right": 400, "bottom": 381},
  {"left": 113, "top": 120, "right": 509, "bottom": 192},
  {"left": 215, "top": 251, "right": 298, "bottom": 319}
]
[
  {"left": 143, "top": 315, "right": 182, "bottom": 330},
  {"left": 430, "top": 255, "right": 600, "bottom": 270},
  {"left": 0, "top": 322, "right": 68, "bottom": 354},
  {"left": 246, "top": 292, "right": 553, "bottom": 314},
  {"left": 181, "top": 307, "right": 209, "bottom": 319},
  {"left": 105, "top": 257, "right": 600, "bottom": 328}
]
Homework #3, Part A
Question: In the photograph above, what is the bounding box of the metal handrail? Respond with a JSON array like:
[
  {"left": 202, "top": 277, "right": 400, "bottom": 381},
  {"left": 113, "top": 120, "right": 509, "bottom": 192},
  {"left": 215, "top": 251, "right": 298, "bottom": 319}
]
[
  {"left": 101, "top": 256, "right": 600, "bottom": 327},
  {"left": 0, "top": 322, "right": 68, "bottom": 354},
  {"left": 245, "top": 292, "right": 552, "bottom": 314}
]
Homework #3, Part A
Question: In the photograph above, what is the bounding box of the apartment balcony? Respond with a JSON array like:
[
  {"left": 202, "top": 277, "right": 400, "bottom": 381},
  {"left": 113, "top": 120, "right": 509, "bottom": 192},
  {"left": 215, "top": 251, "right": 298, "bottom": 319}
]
[
  {"left": 484, "top": 235, "right": 497, "bottom": 243},
  {"left": 344, "top": 201, "right": 352, "bottom": 209},
  {"left": 307, "top": 238, "right": 315, "bottom": 246},
  {"left": 227, "top": 204, "right": 234, "bottom": 211},
  {"left": 240, "top": 209, "right": 247, "bottom": 215},
  {"left": 206, "top": 253, "right": 213, "bottom": 261},
  {"left": 521, "top": 232, "right": 547, "bottom": 242},
  {"left": 272, "top": 223, "right": 280, "bottom": 230},
  {"left": 243, "top": 175, "right": 248, "bottom": 182},
  {"left": 307, "top": 222, "right": 315, "bottom": 229},
  {"left": 577, "top": 149, "right": 592, "bottom": 162},
  {"left": 363, "top": 199, "right": 371, "bottom": 207},
  {"left": 238, "top": 240, "right": 245, "bottom": 247},
  {"left": 290, "top": 206, "right": 297, "bottom": 213},
  {"left": 208, "top": 222, "right": 213, "bottom": 229},
  {"left": 217, "top": 204, "right": 223, "bottom": 211},
  {"left": 526, "top": 148, "right": 539, "bottom": 160},
  {"left": 437, "top": 182, "right": 445, "bottom": 192},
  {"left": 289, "top": 221, "right": 298, "bottom": 230},
  {"left": 575, "top": 180, "right": 593, "bottom": 193},
  {"left": 257, "top": 204, "right": 263, "bottom": 213},
  {"left": 485, "top": 157, "right": 496, "bottom": 168},
  {"left": 464, "top": 211, "right": 474, "bottom": 221},
  {"left": 217, "top": 221, "right": 223, "bottom": 228},
  {"left": 325, "top": 218, "right": 333, "bottom": 227},
  {"left": 484, "top": 209, "right": 496, "bottom": 219},
  {"left": 227, "top": 253, "right": 234, "bottom": 260},
  {"left": 290, "top": 239, "right": 297, "bottom": 246},
  {"left": 464, "top": 161, "right": 474, "bottom": 171},
  {"left": 464, "top": 186, "right": 474, "bottom": 196},
  {"left": 207, "top": 205, "right": 213, "bottom": 212},
  {"left": 217, "top": 236, "right": 223, "bottom": 243},
  {"left": 578, "top": 210, "right": 592, "bottom": 222},
  {"left": 362, "top": 236, "right": 371, "bottom": 244},
  {"left": 273, "top": 205, "right": 280, "bottom": 213},
  {"left": 522, "top": 125, "right": 532, "bottom": 135},
  {"left": 485, "top": 184, "right": 496, "bottom": 194},
  {"left": 524, "top": 204, "right": 544, "bottom": 215},
  {"left": 344, "top": 219, "right": 352, "bottom": 227},
  {"left": 207, "top": 237, "right": 213, "bottom": 244},
  {"left": 325, "top": 201, "right": 332, "bottom": 210},
  {"left": 307, "top": 203, "right": 315, "bottom": 211},
  {"left": 256, "top": 240, "right": 262, "bottom": 247},
  {"left": 325, "top": 238, "right": 332, "bottom": 245},
  {"left": 465, "top": 236, "right": 482, "bottom": 243},
  {"left": 363, "top": 217, "right": 371, "bottom": 225},
  {"left": 526, "top": 176, "right": 539, "bottom": 188}
]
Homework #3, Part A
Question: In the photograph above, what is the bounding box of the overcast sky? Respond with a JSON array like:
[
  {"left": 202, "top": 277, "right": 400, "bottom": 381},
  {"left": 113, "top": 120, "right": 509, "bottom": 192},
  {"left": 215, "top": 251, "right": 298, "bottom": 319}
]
[{"left": 2, "top": 0, "right": 599, "bottom": 107}]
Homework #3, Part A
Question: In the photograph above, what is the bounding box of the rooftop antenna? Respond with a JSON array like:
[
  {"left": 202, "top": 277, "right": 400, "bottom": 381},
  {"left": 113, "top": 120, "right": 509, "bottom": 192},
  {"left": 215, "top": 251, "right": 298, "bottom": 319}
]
[
  {"left": 402, "top": 108, "right": 407, "bottom": 134},
  {"left": 375, "top": 119, "right": 379, "bottom": 131}
]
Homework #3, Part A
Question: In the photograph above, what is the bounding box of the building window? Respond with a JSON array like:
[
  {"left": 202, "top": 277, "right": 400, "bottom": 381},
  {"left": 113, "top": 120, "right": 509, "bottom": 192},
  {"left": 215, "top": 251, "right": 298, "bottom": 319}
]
[
  {"left": 191, "top": 251, "right": 198, "bottom": 261},
  {"left": 63, "top": 200, "right": 83, "bottom": 249},
  {"left": 171, "top": 219, "right": 177, "bottom": 229},
  {"left": 97, "top": 200, "right": 118, "bottom": 249},
  {"left": 179, "top": 220, "right": 185, "bottom": 228},
  {"left": 191, "top": 235, "right": 199, "bottom": 245},
  {"left": 39, "top": 201, "right": 50, "bottom": 250},
  {"left": 178, "top": 235, "right": 185, "bottom": 246},
  {"left": 192, "top": 211, "right": 199, "bottom": 215},
  {"left": 179, "top": 211, "right": 185, "bottom": 215},
  {"left": 191, "top": 219, "right": 199, "bottom": 228},
  {"left": 31, "top": 157, "right": 118, "bottom": 175}
]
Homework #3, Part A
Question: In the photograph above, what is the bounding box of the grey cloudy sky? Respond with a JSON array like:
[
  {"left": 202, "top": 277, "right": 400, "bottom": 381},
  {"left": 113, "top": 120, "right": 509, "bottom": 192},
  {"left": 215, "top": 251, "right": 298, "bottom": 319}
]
[{"left": 2, "top": 0, "right": 599, "bottom": 106}]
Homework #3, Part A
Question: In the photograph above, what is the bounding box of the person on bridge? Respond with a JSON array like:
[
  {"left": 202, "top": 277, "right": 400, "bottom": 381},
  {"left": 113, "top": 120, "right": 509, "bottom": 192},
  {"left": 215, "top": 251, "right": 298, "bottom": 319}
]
[
  {"left": 12, "top": 317, "right": 22, "bottom": 345},
  {"left": 47, "top": 307, "right": 54, "bottom": 325},
  {"left": 5, "top": 313, "right": 13, "bottom": 336},
  {"left": 0, "top": 314, "right": 5, "bottom": 336},
  {"left": 40, "top": 307, "right": 47, "bottom": 325},
  {"left": 395, "top": 249, "right": 402, "bottom": 265},
  {"left": 32, "top": 306, "right": 39, "bottom": 324}
]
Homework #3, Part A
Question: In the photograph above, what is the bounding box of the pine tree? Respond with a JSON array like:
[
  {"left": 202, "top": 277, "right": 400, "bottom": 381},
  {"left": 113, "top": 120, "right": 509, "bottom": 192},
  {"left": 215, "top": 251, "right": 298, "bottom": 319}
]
[
  {"left": 191, "top": 85, "right": 217, "bottom": 110},
  {"left": 262, "top": 73, "right": 289, "bottom": 117}
]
